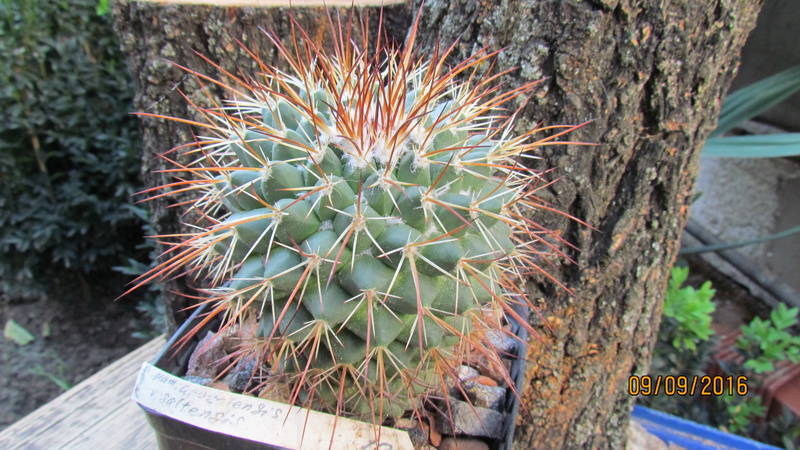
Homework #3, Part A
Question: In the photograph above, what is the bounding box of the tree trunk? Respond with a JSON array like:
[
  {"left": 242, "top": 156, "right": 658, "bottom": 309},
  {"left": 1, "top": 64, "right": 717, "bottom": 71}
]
[
  {"left": 113, "top": 0, "right": 762, "bottom": 447},
  {"left": 410, "top": 0, "right": 762, "bottom": 447}
]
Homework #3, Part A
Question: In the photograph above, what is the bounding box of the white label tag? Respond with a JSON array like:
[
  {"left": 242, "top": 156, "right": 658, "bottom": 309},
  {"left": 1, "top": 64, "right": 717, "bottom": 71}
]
[{"left": 132, "top": 362, "right": 413, "bottom": 450}]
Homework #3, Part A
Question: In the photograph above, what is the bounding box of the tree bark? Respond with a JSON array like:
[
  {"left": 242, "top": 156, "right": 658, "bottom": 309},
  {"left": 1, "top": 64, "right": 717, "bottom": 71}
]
[
  {"left": 410, "top": 0, "right": 762, "bottom": 447},
  {"left": 113, "top": 0, "right": 762, "bottom": 447}
]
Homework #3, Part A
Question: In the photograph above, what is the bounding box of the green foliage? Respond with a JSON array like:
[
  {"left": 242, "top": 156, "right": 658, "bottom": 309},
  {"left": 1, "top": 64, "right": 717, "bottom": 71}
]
[
  {"left": 722, "top": 305, "right": 800, "bottom": 439},
  {"left": 96, "top": 0, "right": 110, "bottom": 16},
  {"left": 112, "top": 206, "right": 166, "bottom": 339},
  {"left": 648, "top": 266, "right": 800, "bottom": 444},
  {"left": 771, "top": 408, "right": 800, "bottom": 450},
  {"left": 703, "top": 133, "right": 800, "bottom": 159},
  {"left": 0, "top": 0, "right": 143, "bottom": 298},
  {"left": 684, "top": 64, "right": 800, "bottom": 255},
  {"left": 721, "top": 395, "right": 768, "bottom": 435},
  {"left": 27, "top": 350, "right": 72, "bottom": 392},
  {"left": 660, "top": 266, "right": 716, "bottom": 351},
  {"left": 737, "top": 303, "right": 800, "bottom": 374},
  {"left": 709, "top": 64, "right": 800, "bottom": 139},
  {"left": 683, "top": 64, "right": 800, "bottom": 441},
  {"left": 4, "top": 318, "right": 35, "bottom": 346},
  {"left": 641, "top": 266, "right": 717, "bottom": 422}
]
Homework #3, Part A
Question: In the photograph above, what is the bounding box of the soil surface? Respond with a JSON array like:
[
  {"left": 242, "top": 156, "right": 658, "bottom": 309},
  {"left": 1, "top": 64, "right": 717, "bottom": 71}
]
[{"left": 0, "top": 270, "right": 145, "bottom": 431}]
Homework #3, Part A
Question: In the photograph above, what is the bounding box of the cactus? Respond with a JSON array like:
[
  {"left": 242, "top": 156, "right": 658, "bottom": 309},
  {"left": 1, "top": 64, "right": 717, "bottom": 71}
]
[{"left": 137, "top": 17, "right": 578, "bottom": 425}]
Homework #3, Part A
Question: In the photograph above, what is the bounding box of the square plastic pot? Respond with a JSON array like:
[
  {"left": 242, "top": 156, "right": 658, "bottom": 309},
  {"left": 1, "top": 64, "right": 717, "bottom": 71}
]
[{"left": 133, "top": 302, "right": 529, "bottom": 449}]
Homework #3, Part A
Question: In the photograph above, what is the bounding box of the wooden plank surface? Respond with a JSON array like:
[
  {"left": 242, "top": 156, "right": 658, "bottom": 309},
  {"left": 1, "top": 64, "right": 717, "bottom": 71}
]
[
  {"left": 0, "top": 336, "right": 165, "bottom": 450},
  {"left": 0, "top": 334, "right": 675, "bottom": 450},
  {"left": 139, "top": 0, "right": 403, "bottom": 6}
]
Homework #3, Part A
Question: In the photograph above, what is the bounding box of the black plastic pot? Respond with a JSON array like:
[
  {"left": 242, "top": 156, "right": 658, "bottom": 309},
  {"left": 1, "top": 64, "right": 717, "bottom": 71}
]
[{"left": 133, "top": 302, "right": 529, "bottom": 449}]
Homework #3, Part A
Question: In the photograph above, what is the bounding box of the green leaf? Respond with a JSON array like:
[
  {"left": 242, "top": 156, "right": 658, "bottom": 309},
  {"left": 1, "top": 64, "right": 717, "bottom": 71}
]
[
  {"left": 668, "top": 266, "right": 689, "bottom": 291},
  {"left": 744, "top": 359, "right": 774, "bottom": 374},
  {"left": 726, "top": 396, "right": 768, "bottom": 433},
  {"left": 771, "top": 303, "right": 798, "bottom": 330},
  {"left": 96, "top": 0, "right": 110, "bottom": 16},
  {"left": 4, "top": 319, "right": 35, "bottom": 346},
  {"left": 27, "top": 365, "right": 71, "bottom": 391},
  {"left": 702, "top": 134, "right": 800, "bottom": 158},
  {"left": 680, "top": 224, "right": 800, "bottom": 255},
  {"left": 711, "top": 64, "right": 800, "bottom": 138},
  {"left": 660, "top": 266, "right": 716, "bottom": 352}
]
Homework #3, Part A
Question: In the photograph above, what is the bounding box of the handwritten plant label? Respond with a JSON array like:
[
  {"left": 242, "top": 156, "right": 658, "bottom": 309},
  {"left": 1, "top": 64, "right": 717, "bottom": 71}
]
[{"left": 132, "top": 363, "right": 413, "bottom": 449}]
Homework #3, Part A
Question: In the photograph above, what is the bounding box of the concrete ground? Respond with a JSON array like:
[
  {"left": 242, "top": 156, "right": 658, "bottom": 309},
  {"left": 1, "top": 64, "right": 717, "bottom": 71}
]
[{"left": 690, "top": 153, "right": 800, "bottom": 297}]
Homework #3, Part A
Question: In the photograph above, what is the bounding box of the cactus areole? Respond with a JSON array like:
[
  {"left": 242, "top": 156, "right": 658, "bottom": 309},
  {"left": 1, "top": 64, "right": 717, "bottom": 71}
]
[{"left": 137, "top": 15, "right": 578, "bottom": 426}]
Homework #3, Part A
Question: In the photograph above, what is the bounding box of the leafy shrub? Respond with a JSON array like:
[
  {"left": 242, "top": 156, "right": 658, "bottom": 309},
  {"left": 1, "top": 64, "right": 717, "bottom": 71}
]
[
  {"left": 112, "top": 206, "right": 166, "bottom": 339},
  {"left": 737, "top": 303, "right": 800, "bottom": 374},
  {"left": 645, "top": 266, "right": 800, "bottom": 444},
  {"left": 721, "top": 395, "right": 768, "bottom": 435},
  {"left": 719, "top": 304, "right": 800, "bottom": 437},
  {"left": 660, "top": 266, "right": 716, "bottom": 351},
  {"left": 0, "top": 0, "right": 143, "bottom": 298},
  {"left": 641, "top": 266, "right": 718, "bottom": 423}
]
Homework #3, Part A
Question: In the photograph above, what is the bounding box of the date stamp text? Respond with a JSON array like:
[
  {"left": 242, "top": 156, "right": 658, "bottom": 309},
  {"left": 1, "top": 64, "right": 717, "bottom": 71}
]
[{"left": 628, "top": 375, "right": 749, "bottom": 397}]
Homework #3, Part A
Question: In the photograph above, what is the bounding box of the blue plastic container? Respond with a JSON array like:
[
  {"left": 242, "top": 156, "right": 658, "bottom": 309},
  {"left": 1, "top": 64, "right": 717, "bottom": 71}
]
[{"left": 631, "top": 405, "right": 780, "bottom": 449}]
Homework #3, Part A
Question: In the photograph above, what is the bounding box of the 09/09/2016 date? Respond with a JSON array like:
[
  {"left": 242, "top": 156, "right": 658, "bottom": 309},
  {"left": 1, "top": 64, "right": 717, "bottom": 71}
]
[{"left": 628, "top": 375, "right": 749, "bottom": 397}]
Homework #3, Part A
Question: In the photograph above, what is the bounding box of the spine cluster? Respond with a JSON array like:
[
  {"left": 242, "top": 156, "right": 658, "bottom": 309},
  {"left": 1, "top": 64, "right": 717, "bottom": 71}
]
[{"left": 139, "top": 19, "right": 576, "bottom": 423}]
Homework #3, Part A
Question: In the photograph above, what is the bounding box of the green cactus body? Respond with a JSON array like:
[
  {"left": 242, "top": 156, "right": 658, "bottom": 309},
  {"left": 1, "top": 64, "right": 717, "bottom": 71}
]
[{"left": 143, "top": 21, "right": 571, "bottom": 425}]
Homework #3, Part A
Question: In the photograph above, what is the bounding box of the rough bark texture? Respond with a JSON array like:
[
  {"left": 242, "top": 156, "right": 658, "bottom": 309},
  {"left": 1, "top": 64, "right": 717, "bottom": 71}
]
[
  {"left": 112, "top": 1, "right": 410, "bottom": 332},
  {"left": 410, "top": 0, "right": 762, "bottom": 447},
  {"left": 113, "top": 0, "right": 762, "bottom": 447}
]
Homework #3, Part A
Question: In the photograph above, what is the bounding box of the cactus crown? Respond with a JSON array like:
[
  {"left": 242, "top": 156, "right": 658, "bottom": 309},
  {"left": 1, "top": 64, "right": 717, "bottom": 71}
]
[{"left": 137, "top": 14, "right": 577, "bottom": 426}]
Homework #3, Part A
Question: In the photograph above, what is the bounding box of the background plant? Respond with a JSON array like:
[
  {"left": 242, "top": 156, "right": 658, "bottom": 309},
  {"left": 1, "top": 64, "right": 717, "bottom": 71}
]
[
  {"left": 112, "top": 206, "right": 166, "bottom": 339},
  {"left": 682, "top": 64, "right": 800, "bottom": 256},
  {"left": 0, "top": 0, "right": 144, "bottom": 299},
  {"left": 660, "top": 266, "right": 716, "bottom": 352},
  {"left": 26, "top": 349, "right": 72, "bottom": 392},
  {"left": 716, "top": 304, "right": 800, "bottom": 441},
  {"left": 736, "top": 303, "right": 800, "bottom": 374},
  {"left": 668, "top": 63, "right": 800, "bottom": 445},
  {"left": 640, "top": 265, "right": 718, "bottom": 424},
  {"left": 643, "top": 265, "right": 800, "bottom": 446}
]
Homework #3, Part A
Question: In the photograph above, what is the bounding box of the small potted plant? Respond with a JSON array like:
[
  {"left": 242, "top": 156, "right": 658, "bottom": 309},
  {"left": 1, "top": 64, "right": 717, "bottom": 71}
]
[{"left": 131, "top": 14, "right": 578, "bottom": 449}]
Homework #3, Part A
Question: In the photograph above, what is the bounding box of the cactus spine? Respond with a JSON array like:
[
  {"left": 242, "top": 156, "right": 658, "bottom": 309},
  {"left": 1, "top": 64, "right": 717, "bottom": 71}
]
[{"left": 138, "top": 17, "right": 577, "bottom": 424}]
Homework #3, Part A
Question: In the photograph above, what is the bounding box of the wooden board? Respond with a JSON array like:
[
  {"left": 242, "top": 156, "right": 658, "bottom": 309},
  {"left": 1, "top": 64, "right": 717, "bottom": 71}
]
[
  {"left": 138, "top": 0, "right": 403, "bottom": 6},
  {"left": 0, "top": 336, "right": 165, "bottom": 450}
]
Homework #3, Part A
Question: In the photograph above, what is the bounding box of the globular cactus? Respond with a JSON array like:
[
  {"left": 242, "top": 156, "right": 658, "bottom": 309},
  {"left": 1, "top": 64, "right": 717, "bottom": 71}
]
[{"left": 139, "top": 17, "right": 578, "bottom": 425}]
